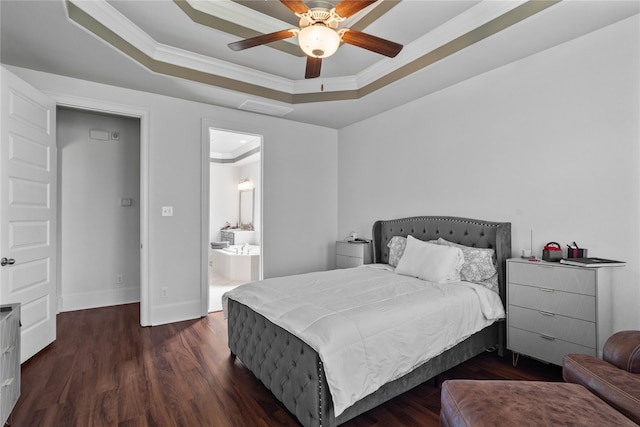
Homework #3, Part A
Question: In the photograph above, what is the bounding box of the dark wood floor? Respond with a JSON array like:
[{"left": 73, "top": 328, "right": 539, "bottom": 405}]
[{"left": 11, "top": 303, "right": 563, "bottom": 427}]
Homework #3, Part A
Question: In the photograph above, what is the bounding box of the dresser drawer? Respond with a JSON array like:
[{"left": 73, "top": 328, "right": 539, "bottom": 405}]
[
  {"left": 0, "top": 316, "right": 19, "bottom": 352},
  {"left": 1, "top": 345, "right": 19, "bottom": 396},
  {"left": 0, "top": 304, "right": 20, "bottom": 425},
  {"left": 508, "top": 261, "right": 595, "bottom": 295},
  {"left": 508, "top": 327, "right": 595, "bottom": 366},
  {"left": 508, "top": 305, "right": 596, "bottom": 348},
  {"left": 336, "top": 241, "right": 365, "bottom": 258},
  {"left": 508, "top": 283, "right": 595, "bottom": 322},
  {"left": 336, "top": 254, "right": 363, "bottom": 269}
]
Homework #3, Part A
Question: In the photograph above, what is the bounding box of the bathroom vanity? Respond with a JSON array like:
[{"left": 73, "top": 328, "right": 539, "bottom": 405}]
[{"left": 220, "top": 229, "right": 255, "bottom": 246}]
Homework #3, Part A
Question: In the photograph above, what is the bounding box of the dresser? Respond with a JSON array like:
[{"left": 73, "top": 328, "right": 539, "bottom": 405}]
[
  {"left": 336, "top": 241, "right": 372, "bottom": 268},
  {"left": 507, "top": 258, "right": 614, "bottom": 366},
  {"left": 1, "top": 303, "right": 20, "bottom": 425}
]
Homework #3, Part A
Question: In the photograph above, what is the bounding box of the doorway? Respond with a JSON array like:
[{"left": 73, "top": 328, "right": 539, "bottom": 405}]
[
  {"left": 57, "top": 107, "right": 141, "bottom": 311},
  {"left": 207, "top": 128, "right": 262, "bottom": 312}
]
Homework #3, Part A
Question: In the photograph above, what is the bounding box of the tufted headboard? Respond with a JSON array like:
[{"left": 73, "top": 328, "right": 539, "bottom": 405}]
[{"left": 372, "top": 216, "right": 511, "bottom": 305}]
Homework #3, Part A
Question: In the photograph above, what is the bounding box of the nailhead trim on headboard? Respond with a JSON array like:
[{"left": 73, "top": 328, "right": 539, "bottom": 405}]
[
  {"left": 372, "top": 216, "right": 511, "bottom": 309},
  {"left": 373, "top": 216, "right": 504, "bottom": 263},
  {"left": 318, "top": 360, "right": 323, "bottom": 426}
]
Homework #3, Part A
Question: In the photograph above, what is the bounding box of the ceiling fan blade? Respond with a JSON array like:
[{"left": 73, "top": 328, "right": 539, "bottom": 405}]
[
  {"left": 335, "top": 0, "right": 377, "bottom": 18},
  {"left": 305, "top": 56, "right": 322, "bottom": 79},
  {"left": 280, "top": 0, "right": 309, "bottom": 14},
  {"left": 228, "top": 29, "right": 296, "bottom": 51},
  {"left": 341, "top": 29, "right": 402, "bottom": 57}
]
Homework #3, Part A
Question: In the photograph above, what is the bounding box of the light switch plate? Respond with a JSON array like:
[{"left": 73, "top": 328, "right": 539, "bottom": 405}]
[{"left": 161, "top": 206, "right": 173, "bottom": 217}]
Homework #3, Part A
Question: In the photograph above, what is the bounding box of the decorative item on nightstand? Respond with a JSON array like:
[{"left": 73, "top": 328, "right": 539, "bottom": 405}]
[
  {"left": 560, "top": 257, "right": 625, "bottom": 267},
  {"left": 541, "top": 242, "right": 563, "bottom": 262},
  {"left": 566, "top": 242, "right": 587, "bottom": 259}
]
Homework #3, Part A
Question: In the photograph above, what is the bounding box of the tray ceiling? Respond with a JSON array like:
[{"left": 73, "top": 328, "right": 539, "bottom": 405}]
[{"left": 1, "top": 0, "right": 638, "bottom": 128}]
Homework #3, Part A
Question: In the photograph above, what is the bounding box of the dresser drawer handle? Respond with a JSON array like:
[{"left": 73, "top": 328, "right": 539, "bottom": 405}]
[
  {"left": 539, "top": 311, "right": 555, "bottom": 317},
  {"left": 540, "top": 334, "right": 555, "bottom": 341},
  {"left": 539, "top": 287, "right": 555, "bottom": 293}
]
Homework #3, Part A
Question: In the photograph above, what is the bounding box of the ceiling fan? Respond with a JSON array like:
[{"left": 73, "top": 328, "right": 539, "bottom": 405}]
[{"left": 228, "top": 0, "right": 403, "bottom": 79}]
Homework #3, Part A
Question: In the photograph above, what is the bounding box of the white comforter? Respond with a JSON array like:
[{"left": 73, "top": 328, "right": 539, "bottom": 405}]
[{"left": 222, "top": 264, "right": 505, "bottom": 416}]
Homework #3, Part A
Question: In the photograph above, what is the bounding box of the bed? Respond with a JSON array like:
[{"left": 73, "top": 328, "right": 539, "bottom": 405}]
[{"left": 224, "top": 216, "right": 511, "bottom": 427}]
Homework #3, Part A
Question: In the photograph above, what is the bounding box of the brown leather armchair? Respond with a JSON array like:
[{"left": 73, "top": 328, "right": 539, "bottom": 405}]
[{"left": 563, "top": 330, "right": 640, "bottom": 424}]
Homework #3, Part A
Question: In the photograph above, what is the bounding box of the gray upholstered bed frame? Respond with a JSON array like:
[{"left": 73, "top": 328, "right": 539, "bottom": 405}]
[{"left": 227, "top": 216, "right": 511, "bottom": 427}]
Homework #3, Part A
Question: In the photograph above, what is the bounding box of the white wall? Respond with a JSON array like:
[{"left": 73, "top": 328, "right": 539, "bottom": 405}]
[
  {"left": 261, "top": 131, "right": 338, "bottom": 277},
  {"left": 338, "top": 16, "right": 640, "bottom": 330},
  {"left": 57, "top": 108, "right": 140, "bottom": 310},
  {"left": 8, "top": 65, "right": 338, "bottom": 325},
  {"left": 209, "top": 163, "right": 240, "bottom": 242}
]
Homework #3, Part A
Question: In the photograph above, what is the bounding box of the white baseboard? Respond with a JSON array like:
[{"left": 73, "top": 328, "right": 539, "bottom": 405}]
[
  {"left": 59, "top": 288, "right": 203, "bottom": 325},
  {"left": 149, "top": 299, "right": 203, "bottom": 326},
  {"left": 60, "top": 287, "right": 140, "bottom": 312}
]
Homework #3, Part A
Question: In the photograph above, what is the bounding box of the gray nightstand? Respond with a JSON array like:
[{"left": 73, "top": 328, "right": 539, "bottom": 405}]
[{"left": 336, "top": 241, "right": 372, "bottom": 268}]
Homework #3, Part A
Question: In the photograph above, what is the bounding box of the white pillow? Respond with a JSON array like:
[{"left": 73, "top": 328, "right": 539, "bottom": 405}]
[{"left": 395, "top": 235, "right": 464, "bottom": 283}]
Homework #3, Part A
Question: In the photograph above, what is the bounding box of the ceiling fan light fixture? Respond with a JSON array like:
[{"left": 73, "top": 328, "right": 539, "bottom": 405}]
[
  {"left": 298, "top": 24, "right": 341, "bottom": 58},
  {"left": 228, "top": 0, "right": 403, "bottom": 78}
]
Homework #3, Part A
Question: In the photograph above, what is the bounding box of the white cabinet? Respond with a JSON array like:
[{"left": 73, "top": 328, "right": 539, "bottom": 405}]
[
  {"left": 336, "top": 241, "right": 372, "bottom": 268},
  {"left": 1, "top": 303, "right": 20, "bottom": 425},
  {"left": 220, "top": 230, "right": 255, "bottom": 245},
  {"left": 507, "top": 258, "right": 614, "bottom": 366}
]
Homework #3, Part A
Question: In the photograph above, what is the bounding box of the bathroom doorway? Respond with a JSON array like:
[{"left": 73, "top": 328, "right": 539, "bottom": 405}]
[{"left": 207, "top": 128, "right": 262, "bottom": 312}]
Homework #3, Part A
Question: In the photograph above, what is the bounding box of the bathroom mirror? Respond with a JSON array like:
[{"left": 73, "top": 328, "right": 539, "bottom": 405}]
[{"left": 239, "top": 188, "right": 254, "bottom": 230}]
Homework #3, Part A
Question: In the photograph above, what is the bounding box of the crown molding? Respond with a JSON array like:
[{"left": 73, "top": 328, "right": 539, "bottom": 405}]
[
  {"left": 65, "top": 0, "right": 561, "bottom": 103},
  {"left": 68, "top": 0, "right": 158, "bottom": 53},
  {"left": 177, "top": 0, "right": 303, "bottom": 56},
  {"left": 210, "top": 142, "right": 261, "bottom": 164},
  {"left": 153, "top": 44, "right": 296, "bottom": 93},
  {"left": 67, "top": 0, "right": 297, "bottom": 93},
  {"left": 188, "top": 0, "right": 294, "bottom": 37},
  {"left": 355, "top": 0, "right": 532, "bottom": 87}
]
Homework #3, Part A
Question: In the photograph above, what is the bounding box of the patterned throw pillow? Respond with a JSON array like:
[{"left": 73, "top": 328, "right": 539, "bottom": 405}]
[
  {"left": 387, "top": 236, "right": 407, "bottom": 267},
  {"left": 436, "top": 238, "right": 499, "bottom": 293}
]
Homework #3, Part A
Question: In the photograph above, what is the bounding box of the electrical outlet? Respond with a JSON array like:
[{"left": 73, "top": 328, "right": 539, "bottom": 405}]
[
  {"left": 161, "top": 287, "right": 168, "bottom": 298},
  {"left": 116, "top": 274, "right": 124, "bottom": 285}
]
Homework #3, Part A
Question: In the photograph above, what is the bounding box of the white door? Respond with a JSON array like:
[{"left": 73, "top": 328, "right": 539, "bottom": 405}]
[{"left": 0, "top": 67, "right": 57, "bottom": 362}]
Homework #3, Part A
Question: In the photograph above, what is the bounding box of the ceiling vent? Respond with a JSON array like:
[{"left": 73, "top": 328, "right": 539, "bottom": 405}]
[
  {"left": 89, "top": 129, "right": 110, "bottom": 141},
  {"left": 238, "top": 100, "right": 293, "bottom": 117}
]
